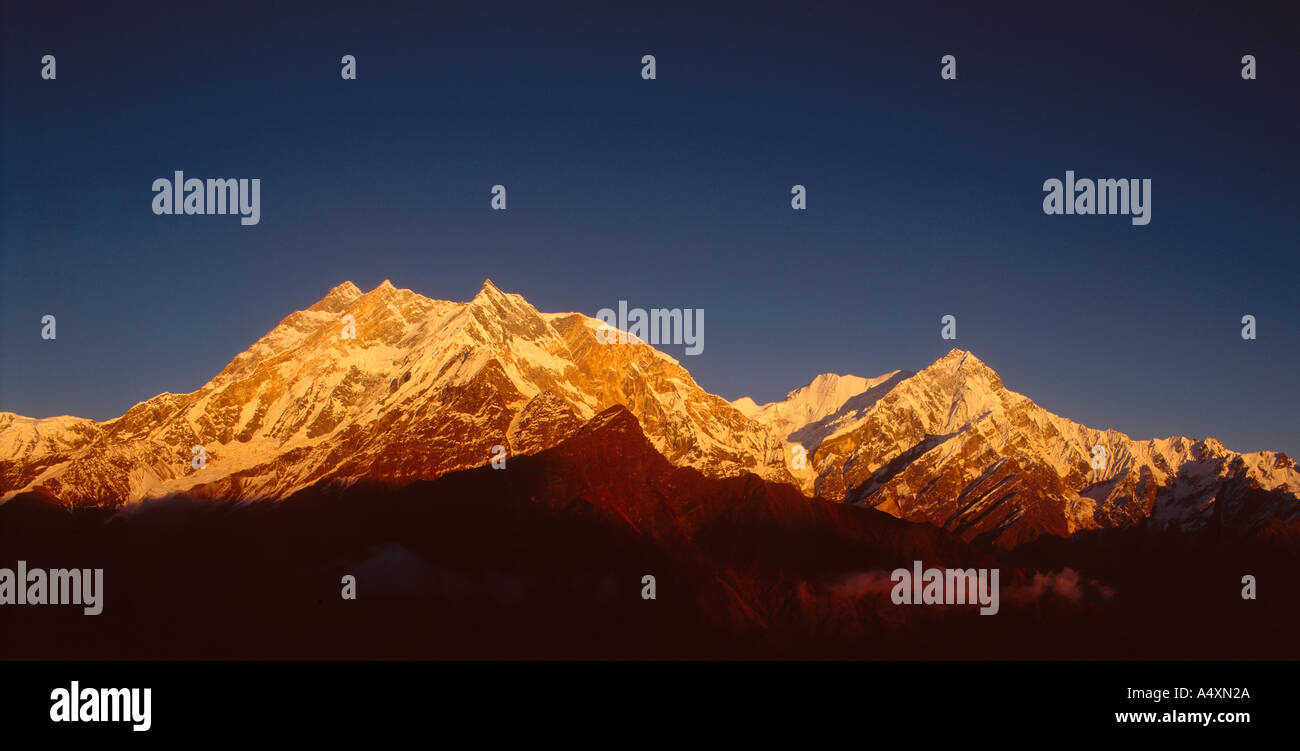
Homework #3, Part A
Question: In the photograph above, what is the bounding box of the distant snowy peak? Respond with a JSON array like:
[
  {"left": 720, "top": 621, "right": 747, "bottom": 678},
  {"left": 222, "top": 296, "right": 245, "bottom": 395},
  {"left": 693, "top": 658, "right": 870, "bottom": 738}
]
[
  {"left": 741, "top": 372, "right": 890, "bottom": 426},
  {"left": 734, "top": 369, "right": 909, "bottom": 452}
]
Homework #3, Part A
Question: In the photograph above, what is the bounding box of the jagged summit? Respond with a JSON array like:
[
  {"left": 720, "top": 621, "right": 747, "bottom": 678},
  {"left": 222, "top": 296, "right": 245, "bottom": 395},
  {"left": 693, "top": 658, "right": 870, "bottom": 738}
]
[
  {"left": 927, "top": 348, "right": 998, "bottom": 379},
  {"left": 332, "top": 280, "right": 364, "bottom": 297},
  {"left": 467, "top": 279, "right": 521, "bottom": 312},
  {"left": 308, "top": 281, "right": 363, "bottom": 313},
  {"left": 306, "top": 280, "right": 402, "bottom": 318},
  {"left": 356, "top": 279, "right": 398, "bottom": 304},
  {"left": 467, "top": 277, "right": 526, "bottom": 310}
]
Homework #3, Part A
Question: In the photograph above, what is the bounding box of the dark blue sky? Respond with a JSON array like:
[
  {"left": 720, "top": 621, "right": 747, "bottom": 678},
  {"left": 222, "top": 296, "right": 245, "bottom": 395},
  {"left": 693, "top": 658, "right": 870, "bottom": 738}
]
[{"left": 3, "top": 0, "right": 1297, "bottom": 455}]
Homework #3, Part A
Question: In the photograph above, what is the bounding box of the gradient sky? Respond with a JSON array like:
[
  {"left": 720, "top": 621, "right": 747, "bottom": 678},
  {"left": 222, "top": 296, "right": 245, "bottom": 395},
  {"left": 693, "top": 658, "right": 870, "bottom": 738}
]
[{"left": 2, "top": 0, "right": 1297, "bottom": 455}]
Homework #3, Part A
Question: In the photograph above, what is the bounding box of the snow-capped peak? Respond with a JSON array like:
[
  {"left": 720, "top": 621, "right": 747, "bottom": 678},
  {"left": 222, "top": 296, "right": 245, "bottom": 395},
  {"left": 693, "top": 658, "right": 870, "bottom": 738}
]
[{"left": 1, "top": 280, "right": 792, "bottom": 506}]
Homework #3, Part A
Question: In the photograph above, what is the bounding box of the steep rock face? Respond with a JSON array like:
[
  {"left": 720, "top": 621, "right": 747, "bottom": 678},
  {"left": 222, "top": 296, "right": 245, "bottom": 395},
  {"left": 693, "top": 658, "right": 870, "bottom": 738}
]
[
  {"left": 738, "top": 349, "right": 1299, "bottom": 547},
  {"left": 0, "top": 280, "right": 792, "bottom": 506}
]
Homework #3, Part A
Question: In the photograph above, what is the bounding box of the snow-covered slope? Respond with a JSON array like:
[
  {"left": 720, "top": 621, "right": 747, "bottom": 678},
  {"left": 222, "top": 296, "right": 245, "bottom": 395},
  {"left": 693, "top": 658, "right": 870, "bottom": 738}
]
[
  {"left": 733, "top": 370, "right": 912, "bottom": 464},
  {"left": 0, "top": 280, "right": 791, "bottom": 505},
  {"left": 735, "top": 349, "right": 1299, "bottom": 546}
]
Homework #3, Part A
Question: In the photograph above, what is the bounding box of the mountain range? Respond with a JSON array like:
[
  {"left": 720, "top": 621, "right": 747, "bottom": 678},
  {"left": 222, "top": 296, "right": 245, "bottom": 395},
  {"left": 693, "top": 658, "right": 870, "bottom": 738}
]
[{"left": 2, "top": 280, "right": 1296, "bottom": 548}]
